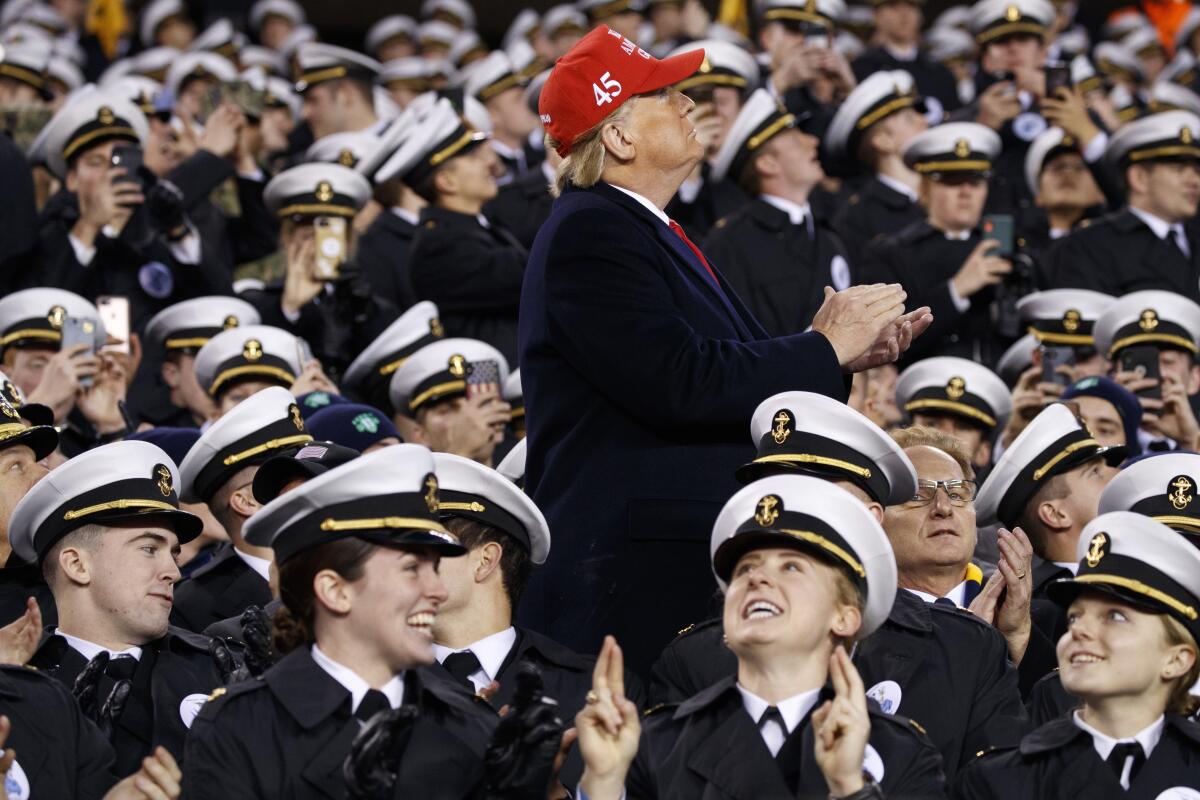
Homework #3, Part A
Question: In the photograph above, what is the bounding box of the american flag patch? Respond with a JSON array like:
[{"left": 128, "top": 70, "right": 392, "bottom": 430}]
[
  {"left": 296, "top": 445, "right": 329, "bottom": 461},
  {"left": 465, "top": 360, "right": 500, "bottom": 399}
]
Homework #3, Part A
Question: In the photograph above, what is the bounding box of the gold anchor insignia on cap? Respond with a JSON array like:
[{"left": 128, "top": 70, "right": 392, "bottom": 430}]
[
  {"left": 1183, "top": 126, "right": 1195, "bottom": 145},
  {"left": 223, "top": 315, "right": 239, "bottom": 329},
  {"left": 155, "top": 464, "right": 173, "bottom": 496},
  {"left": 97, "top": 106, "right": 115, "bottom": 125},
  {"left": 1139, "top": 309, "right": 1159, "bottom": 332},
  {"left": 772, "top": 410, "right": 792, "bottom": 445},
  {"left": 755, "top": 494, "right": 781, "bottom": 527},
  {"left": 424, "top": 474, "right": 439, "bottom": 512},
  {"left": 337, "top": 149, "right": 356, "bottom": 167},
  {"left": 315, "top": 180, "right": 334, "bottom": 203},
  {"left": 946, "top": 376, "right": 966, "bottom": 400},
  {"left": 290, "top": 404, "right": 304, "bottom": 431},
  {"left": 1004, "top": 4, "right": 1020, "bottom": 22},
  {"left": 1062, "top": 309, "right": 1081, "bottom": 333},
  {"left": 243, "top": 338, "right": 263, "bottom": 361},
  {"left": 1085, "top": 531, "right": 1108, "bottom": 568},
  {"left": 2, "top": 381, "right": 17, "bottom": 404},
  {"left": 953, "top": 138, "right": 970, "bottom": 159},
  {"left": 47, "top": 305, "right": 66, "bottom": 330},
  {"left": 448, "top": 354, "right": 467, "bottom": 378},
  {"left": 0, "top": 400, "right": 17, "bottom": 420},
  {"left": 1061, "top": 134, "right": 1075, "bottom": 148},
  {"left": 1170, "top": 475, "right": 1195, "bottom": 510},
  {"left": 429, "top": 317, "right": 444, "bottom": 337},
  {"left": 805, "top": 0, "right": 816, "bottom": 12}
]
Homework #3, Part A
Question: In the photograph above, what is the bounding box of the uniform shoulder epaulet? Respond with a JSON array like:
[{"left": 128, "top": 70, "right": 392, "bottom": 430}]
[
  {"left": 194, "top": 676, "right": 265, "bottom": 721},
  {"left": 713, "top": 216, "right": 729, "bottom": 230},
  {"left": 423, "top": 219, "right": 437, "bottom": 229},
  {"left": 671, "top": 617, "right": 721, "bottom": 642},
  {"left": 1078, "top": 218, "right": 1092, "bottom": 229},
  {"left": 847, "top": 193, "right": 860, "bottom": 205},
  {"left": 972, "top": 744, "right": 1016, "bottom": 760},
  {"left": 642, "top": 702, "right": 677, "bottom": 718},
  {"left": 908, "top": 718, "right": 927, "bottom": 735}
]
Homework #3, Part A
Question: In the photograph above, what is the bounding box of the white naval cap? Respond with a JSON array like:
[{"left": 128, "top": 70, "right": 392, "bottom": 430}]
[
  {"left": 0, "top": 386, "right": 52, "bottom": 460},
  {"left": 1070, "top": 54, "right": 1103, "bottom": 94},
  {"left": 496, "top": 438, "right": 527, "bottom": 487},
  {"left": 243, "top": 443, "right": 464, "bottom": 564},
  {"left": 579, "top": 0, "right": 647, "bottom": 23},
  {"left": 1159, "top": 50, "right": 1198, "bottom": 89},
  {"left": 163, "top": 51, "right": 237, "bottom": 97},
  {"left": 139, "top": 0, "right": 186, "bottom": 46},
  {"left": 143, "top": 296, "right": 261, "bottom": 355},
  {"left": 738, "top": 390, "right": 917, "bottom": 505},
  {"left": 1109, "top": 83, "right": 1144, "bottom": 124},
  {"left": 503, "top": 9, "right": 541, "bottom": 50},
  {"left": 541, "top": 4, "right": 588, "bottom": 37},
  {"left": 294, "top": 42, "right": 381, "bottom": 93},
  {"left": 0, "top": 288, "right": 105, "bottom": 356},
  {"left": 240, "top": 45, "right": 286, "bottom": 77},
  {"left": 1024, "top": 127, "right": 1087, "bottom": 195},
  {"left": 1122, "top": 26, "right": 1165, "bottom": 58},
  {"left": 506, "top": 38, "right": 541, "bottom": 82},
  {"left": 925, "top": 26, "right": 976, "bottom": 65},
  {"left": 1046, "top": 512, "right": 1200, "bottom": 645},
  {"left": 353, "top": 109, "right": 421, "bottom": 181},
  {"left": 1099, "top": 452, "right": 1200, "bottom": 542},
  {"left": 976, "top": 403, "right": 1121, "bottom": 528},
  {"left": 379, "top": 56, "right": 438, "bottom": 94},
  {"left": 365, "top": 15, "right": 417, "bottom": 57},
  {"left": 667, "top": 39, "right": 759, "bottom": 97},
  {"left": 1093, "top": 289, "right": 1200, "bottom": 360},
  {"left": 374, "top": 97, "right": 487, "bottom": 186},
  {"left": 1148, "top": 81, "right": 1200, "bottom": 117},
  {"left": 179, "top": 385, "right": 312, "bottom": 503},
  {"left": 193, "top": 324, "right": 305, "bottom": 399},
  {"left": 304, "top": 131, "right": 376, "bottom": 168},
  {"left": 504, "top": 368, "right": 523, "bottom": 407},
  {"left": 826, "top": 70, "right": 923, "bottom": 165},
  {"left": 432, "top": 452, "right": 549, "bottom": 564},
  {"left": 461, "top": 50, "right": 523, "bottom": 103},
  {"left": 342, "top": 301, "right": 444, "bottom": 411},
  {"left": 15, "top": 2, "right": 66, "bottom": 34},
  {"left": 131, "top": 46, "right": 179, "bottom": 81},
  {"left": 278, "top": 24, "right": 316, "bottom": 61},
  {"left": 9, "top": 440, "right": 202, "bottom": 564},
  {"left": 421, "top": 0, "right": 476, "bottom": 29},
  {"left": 969, "top": 0, "right": 1054, "bottom": 45},
  {"left": 710, "top": 475, "right": 897, "bottom": 637},
  {"left": 263, "top": 162, "right": 372, "bottom": 218},
  {"left": 1104, "top": 11, "right": 1152, "bottom": 41},
  {"left": 188, "top": 18, "right": 242, "bottom": 59},
  {"left": 524, "top": 67, "right": 552, "bottom": 114},
  {"left": 447, "top": 30, "right": 487, "bottom": 68},
  {"left": 1093, "top": 41, "right": 1143, "bottom": 85},
  {"left": 1055, "top": 27, "right": 1090, "bottom": 60},
  {"left": 834, "top": 30, "right": 865, "bottom": 60},
  {"left": 932, "top": 5, "right": 972, "bottom": 31},
  {"left": 902, "top": 120, "right": 1000, "bottom": 176},
  {"left": 0, "top": 35, "right": 51, "bottom": 93},
  {"left": 1015, "top": 289, "right": 1115, "bottom": 347},
  {"left": 389, "top": 337, "right": 510, "bottom": 417},
  {"left": 711, "top": 88, "right": 799, "bottom": 183},
  {"left": 1178, "top": 8, "right": 1200, "bottom": 51},
  {"left": 896, "top": 356, "right": 1012, "bottom": 431},
  {"left": 264, "top": 75, "right": 300, "bottom": 115},
  {"left": 418, "top": 20, "right": 459, "bottom": 52},
  {"left": 46, "top": 56, "right": 82, "bottom": 93},
  {"left": 38, "top": 86, "right": 149, "bottom": 179},
  {"left": 997, "top": 333, "right": 1037, "bottom": 387},
  {"left": 757, "top": 0, "right": 846, "bottom": 29},
  {"left": 248, "top": 0, "right": 305, "bottom": 32}
]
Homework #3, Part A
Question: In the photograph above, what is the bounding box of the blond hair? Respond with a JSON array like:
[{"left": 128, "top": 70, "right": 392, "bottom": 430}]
[
  {"left": 1162, "top": 615, "right": 1200, "bottom": 717},
  {"left": 889, "top": 424, "right": 976, "bottom": 480},
  {"left": 546, "top": 101, "right": 635, "bottom": 197}
]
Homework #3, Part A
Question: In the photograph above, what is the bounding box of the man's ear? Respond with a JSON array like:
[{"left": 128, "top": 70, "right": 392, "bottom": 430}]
[
  {"left": 65, "top": 168, "right": 78, "bottom": 194},
  {"left": 58, "top": 544, "right": 93, "bottom": 588},
  {"left": 973, "top": 440, "right": 992, "bottom": 470},
  {"left": 1036, "top": 498, "right": 1068, "bottom": 532},
  {"left": 433, "top": 163, "right": 457, "bottom": 198},
  {"left": 1189, "top": 363, "right": 1200, "bottom": 395},
  {"left": 600, "top": 117, "right": 636, "bottom": 162},
  {"left": 161, "top": 360, "right": 181, "bottom": 389},
  {"left": 229, "top": 484, "right": 261, "bottom": 521},
  {"left": 867, "top": 502, "right": 885, "bottom": 525},
  {"left": 475, "top": 541, "right": 503, "bottom": 584}
]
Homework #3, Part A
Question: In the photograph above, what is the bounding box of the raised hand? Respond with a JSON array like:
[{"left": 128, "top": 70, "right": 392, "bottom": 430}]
[
  {"left": 104, "top": 746, "right": 182, "bottom": 800},
  {"left": 576, "top": 636, "right": 639, "bottom": 800},
  {"left": 812, "top": 645, "right": 871, "bottom": 797},
  {"left": 483, "top": 664, "right": 568, "bottom": 799},
  {"left": 0, "top": 597, "right": 41, "bottom": 665}
]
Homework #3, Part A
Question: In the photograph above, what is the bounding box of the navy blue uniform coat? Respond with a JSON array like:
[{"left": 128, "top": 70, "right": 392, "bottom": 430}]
[{"left": 519, "top": 181, "right": 848, "bottom": 673}]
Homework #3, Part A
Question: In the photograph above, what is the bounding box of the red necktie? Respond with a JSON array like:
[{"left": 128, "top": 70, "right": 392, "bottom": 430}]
[{"left": 669, "top": 219, "right": 720, "bottom": 286}]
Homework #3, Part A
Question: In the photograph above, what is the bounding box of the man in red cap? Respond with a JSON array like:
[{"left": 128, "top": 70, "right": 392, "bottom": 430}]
[{"left": 519, "top": 26, "right": 932, "bottom": 673}]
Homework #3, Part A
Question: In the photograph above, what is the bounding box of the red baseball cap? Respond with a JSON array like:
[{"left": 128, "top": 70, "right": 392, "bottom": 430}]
[{"left": 539, "top": 25, "right": 705, "bottom": 157}]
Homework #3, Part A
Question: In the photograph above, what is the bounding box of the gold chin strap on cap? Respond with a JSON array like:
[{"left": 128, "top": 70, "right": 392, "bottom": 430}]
[
  {"left": 63, "top": 498, "right": 177, "bottom": 521},
  {"left": 1071, "top": 574, "right": 1198, "bottom": 620},
  {"left": 318, "top": 516, "right": 452, "bottom": 533}
]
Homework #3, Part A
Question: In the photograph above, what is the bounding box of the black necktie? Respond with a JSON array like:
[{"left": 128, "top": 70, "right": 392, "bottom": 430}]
[
  {"left": 1106, "top": 742, "right": 1145, "bottom": 787},
  {"left": 443, "top": 650, "right": 482, "bottom": 691},
  {"left": 934, "top": 597, "right": 958, "bottom": 609},
  {"left": 355, "top": 689, "right": 390, "bottom": 723},
  {"left": 105, "top": 655, "right": 137, "bottom": 681}
]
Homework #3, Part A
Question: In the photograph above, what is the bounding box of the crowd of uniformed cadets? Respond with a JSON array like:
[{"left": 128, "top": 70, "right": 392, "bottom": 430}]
[{"left": 0, "top": 0, "right": 1199, "bottom": 796}]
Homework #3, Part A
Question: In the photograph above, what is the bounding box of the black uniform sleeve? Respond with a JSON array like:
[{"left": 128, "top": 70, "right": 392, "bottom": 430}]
[
  {"left": 960, "top": 629, "right": 1026, "bottom": 769},
  {"left": 950, "top": 751, "right": 1011, "bottom": 800},
  {"left": 882, "top": 719, "right": 951, "bottom": 798},
  {"left": 68, "top": 684, "right": 120, "bottom": 799},
  {"left": 1042, "top": 229, "right": 1111, "bottom": 293},
  {"left": 181, "top": 705, "right": 263, "bottom": 799},
  {"left": 409, "top": 229, "right": 526, "bottom": 314}
]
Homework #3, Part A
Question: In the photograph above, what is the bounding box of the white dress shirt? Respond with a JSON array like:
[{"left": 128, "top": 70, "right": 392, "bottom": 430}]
[
  {"left": 433, "top": 626, "right": 518, "bottom": 694},
  {"left": 737, "top": 683, "right": 823, "bottom": 757},
  {"left": 906, "top": 578, "right": 970, "bottom": 608},
  {"left": 55, "top": 629, "right": 143, "bottom": 662},
  {"left": 1053, "top": 561, "right": 1079, "bottom": 576},
  {"left": 1129, "top": 205, "right": 1190, "bottom": 257},
  {"left": 876, "top": 173, "right": 918, "bottom": 203},
  {"left": 233, "top": 547, "right": 272, "bottom": 583},
  {"left": 311, "top": 644, "right": 405, "bottom": 714},
  {"left": 1072, "top": 711, "right": 1164, "bottom": 790},
  {"left": 608, "top": 183, "right": 670, "bottom": 227},
  {"left": 760, "top": 194, "right": 811, "bottom": 227},
  {"left": 390, "top": 206, "right": 419, "bottom": 226}
]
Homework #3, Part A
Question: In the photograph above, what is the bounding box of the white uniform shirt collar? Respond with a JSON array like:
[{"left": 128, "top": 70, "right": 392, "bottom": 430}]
[
  {"left": 1072, "top": 710, "right": 1165, "bottom": 761},
  {"left": 876, "top": 173, "right": 918, "bottom": 203},
  {"left": 1053, "top": 561, "right": 1080, "bottom": 575},
  {"left": 233, "top": 547, "right": 273, "bottom": 583},
  {"left": 905, "top": 578, "right": 969, "bottom": 608},
  {"left": 737, "top": 683, "right": 822, "bottom": 734},
  {"left": 489, "top": 138, "right": 521, "bottom": 160},
  {"left": 760, "top": 194, "right": 811, "bottom": 226},
  {"left": 607, "top": 182, "right": 670, "bottom": 227},
  {"left": 433, "top": 626, "right": 518, "bottom": 692},
  {"left": 883, "top": 43, "right": 918, "bottom": 62},
  {"left": 390, "top": 206, "right": 419, "bottom": 226},
  {"left": 311, "top": 644, "right": 405, "bottom": 712},
  {"left": 55, "top": 629, "right": 143, "bottom": 662},
  {"left": 1128, "top": 205, "right": 1178, "bottom": 240}
]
